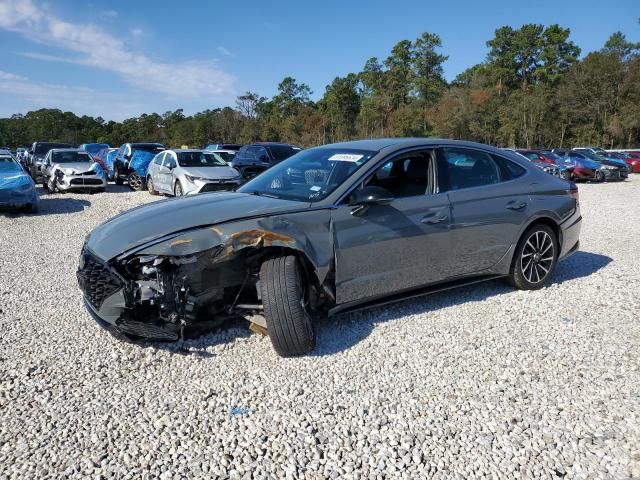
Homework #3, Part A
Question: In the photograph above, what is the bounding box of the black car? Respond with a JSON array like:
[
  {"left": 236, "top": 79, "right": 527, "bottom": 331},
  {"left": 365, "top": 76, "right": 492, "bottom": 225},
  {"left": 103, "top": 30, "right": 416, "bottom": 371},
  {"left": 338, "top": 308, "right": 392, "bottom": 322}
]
[
  {"left": 113, "top": 143, "right": 166, "bottom": 189},
  {"left": 26, "top": 141, "right": 73, "bottom": 180},
  {"left": 78, "top": 138, "right": 581, "bottom": 357},
  {"left": 231, "top": 142, "right": 301, "bottom": 179}
]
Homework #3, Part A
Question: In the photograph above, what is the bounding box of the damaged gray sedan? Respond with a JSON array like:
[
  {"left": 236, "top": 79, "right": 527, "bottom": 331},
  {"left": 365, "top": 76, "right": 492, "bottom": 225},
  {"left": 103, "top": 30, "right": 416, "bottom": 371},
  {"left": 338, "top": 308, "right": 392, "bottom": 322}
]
[{"left": 78, "top": 138, "right": 582, "bottom": 356}]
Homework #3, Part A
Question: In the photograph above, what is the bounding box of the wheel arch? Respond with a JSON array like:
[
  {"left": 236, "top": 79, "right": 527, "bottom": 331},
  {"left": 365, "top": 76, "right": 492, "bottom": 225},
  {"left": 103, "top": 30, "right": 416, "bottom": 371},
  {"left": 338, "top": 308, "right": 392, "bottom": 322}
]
[{"left": 507, "top": 216, "right": 562, "bottom": 273}]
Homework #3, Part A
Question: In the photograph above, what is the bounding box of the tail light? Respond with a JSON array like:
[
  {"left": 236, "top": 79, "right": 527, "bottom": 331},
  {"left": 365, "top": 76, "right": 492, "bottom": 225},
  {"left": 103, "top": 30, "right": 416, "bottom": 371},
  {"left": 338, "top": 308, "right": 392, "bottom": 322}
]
[{"left": 569, "top": 183, "right": 579, "bottom": 201}]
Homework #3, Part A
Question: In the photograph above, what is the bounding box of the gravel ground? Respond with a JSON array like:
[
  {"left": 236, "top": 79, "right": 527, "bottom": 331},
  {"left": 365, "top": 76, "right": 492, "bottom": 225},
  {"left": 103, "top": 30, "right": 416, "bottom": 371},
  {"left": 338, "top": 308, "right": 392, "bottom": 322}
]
[{"left": 1, "top": 180, "right": 639, "bottom": 479}]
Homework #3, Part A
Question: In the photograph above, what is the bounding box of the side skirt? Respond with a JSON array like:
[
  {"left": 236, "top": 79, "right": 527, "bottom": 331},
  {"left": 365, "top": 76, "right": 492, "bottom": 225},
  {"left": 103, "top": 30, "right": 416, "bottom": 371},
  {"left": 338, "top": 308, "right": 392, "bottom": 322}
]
[{"left": 328, "top": 274, "right": 506, "bottom": 317}]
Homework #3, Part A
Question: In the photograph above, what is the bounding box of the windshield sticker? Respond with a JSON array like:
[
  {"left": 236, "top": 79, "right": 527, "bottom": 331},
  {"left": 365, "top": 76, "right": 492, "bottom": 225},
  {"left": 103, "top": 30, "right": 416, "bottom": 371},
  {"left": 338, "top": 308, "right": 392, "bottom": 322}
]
[
  {"left": 310, "top": 185, "right": 321, "bottom": 191},
  {"left": 328, "top": 153, "right": 364, "bottom": 162}
]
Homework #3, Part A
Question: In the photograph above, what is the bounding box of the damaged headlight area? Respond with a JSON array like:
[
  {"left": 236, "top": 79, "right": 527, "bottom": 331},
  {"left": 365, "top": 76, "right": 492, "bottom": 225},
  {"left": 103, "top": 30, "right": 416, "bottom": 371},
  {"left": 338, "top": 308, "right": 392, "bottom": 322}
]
[{"left": 78, "top": 243, "right": 257, "bottom": 341}]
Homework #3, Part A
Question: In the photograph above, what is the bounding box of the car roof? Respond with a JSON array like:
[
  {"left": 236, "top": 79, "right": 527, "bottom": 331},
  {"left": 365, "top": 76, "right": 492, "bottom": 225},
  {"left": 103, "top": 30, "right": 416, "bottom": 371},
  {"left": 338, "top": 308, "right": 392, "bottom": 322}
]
[
  {"left": 128, "top": 143, "right": 164, "bottom": 147},
  {"left": 317, "top": 137, "right": 513, "bottom": 154},
  {"left": 251, "top": 142, "right": 298, "bottom": 146},
  {"left": 48, "top": 148, "right": 86, "bottom": 153},
  {"left": 166, "top": 149, "right": 208, "bottom": 153}
]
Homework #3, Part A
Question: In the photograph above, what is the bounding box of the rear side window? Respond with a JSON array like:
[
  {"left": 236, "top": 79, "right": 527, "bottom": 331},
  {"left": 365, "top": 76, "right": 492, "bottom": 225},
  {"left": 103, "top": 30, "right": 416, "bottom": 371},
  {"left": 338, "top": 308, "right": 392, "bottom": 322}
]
[
  {"left": 153, "top": 152, "right": 165, "bottom": 165},
  {"left": 491, "top": 154, "right": 526, "bottom": 180},
  {"left": 442, "top": 147, "right": 502, "bottom": 190}
]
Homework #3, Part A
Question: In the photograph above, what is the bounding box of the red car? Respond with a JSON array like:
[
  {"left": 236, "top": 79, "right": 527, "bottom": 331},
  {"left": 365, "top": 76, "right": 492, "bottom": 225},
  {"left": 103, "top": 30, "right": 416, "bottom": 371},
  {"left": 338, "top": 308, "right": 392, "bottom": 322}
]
[
  {"left": 607, "top": 151, "right": 640, "bottom": 173},
  {"left": 516, "top": 149, "right": 555, "bottom": 165},
  {"left": 92, "top": 147, "right": 117, "bottom": 175}
]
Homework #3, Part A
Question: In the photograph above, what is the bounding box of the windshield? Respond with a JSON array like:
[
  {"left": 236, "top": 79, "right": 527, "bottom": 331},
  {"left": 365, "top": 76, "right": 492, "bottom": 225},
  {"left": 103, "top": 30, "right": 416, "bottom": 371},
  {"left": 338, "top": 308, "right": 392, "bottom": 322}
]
[
  {"left": 133, "top": 145, "right": 165, "bottom": 154},
  {"left": 83, "top": 143, "right": 109, "bottom": 155},
  {"left": 266, "top": 145, "right": 302, "bottom": 162},
  {"left": 52, "top": 151, "right": 92, "bottom": 163},
  {"left": 0, "top": 156, "right": 23, "bottom": 173},
  {"left": 34, "top": 143, "right": 71, "bottom": 155},
  {"left": 213, "top": 151, "right": 235, "bottom": 163},
  {"left": 177, "top": 152, "right": 228, "bottom": 167},
  {"left": 238, "top": 148, "right": 376, "bottom": 202}
]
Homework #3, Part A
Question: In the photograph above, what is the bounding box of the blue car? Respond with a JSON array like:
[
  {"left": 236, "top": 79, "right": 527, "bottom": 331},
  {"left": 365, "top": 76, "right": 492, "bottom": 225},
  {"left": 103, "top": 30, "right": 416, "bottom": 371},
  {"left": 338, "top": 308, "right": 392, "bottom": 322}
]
[
  {"left": 103, "top": 149, "right": 119, "bottom": 180},
  {"left": 113, "top": 143, "right": 166, "bottom": 190},
  {"left": 80, "top": 143, "right": 110, "bottom": 156},
  {"left": 0, "top": 152, "right": 39, "bottom": 213}
]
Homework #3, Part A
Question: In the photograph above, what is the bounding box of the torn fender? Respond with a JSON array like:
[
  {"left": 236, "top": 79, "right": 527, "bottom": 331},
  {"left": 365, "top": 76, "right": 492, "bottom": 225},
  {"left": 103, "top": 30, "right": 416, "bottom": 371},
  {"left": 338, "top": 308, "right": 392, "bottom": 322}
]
[{"left": 136, "top": 209, "right": 334, "bottom": 284}]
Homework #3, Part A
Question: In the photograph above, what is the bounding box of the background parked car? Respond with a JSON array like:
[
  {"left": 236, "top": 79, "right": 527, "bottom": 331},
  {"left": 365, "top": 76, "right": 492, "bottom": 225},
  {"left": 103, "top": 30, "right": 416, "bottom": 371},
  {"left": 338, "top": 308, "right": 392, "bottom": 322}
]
[
  {"left": 232, "top": 142, "right": 301, "bottom": 179},
  {"left": 147, "top": 149, "right": 242, "bottom": 196},
  {"left": 513, "top": 149, "right": 563, "bottom": 178},
  {"left": 26, "top": 141, "right": 73, "bottom": 180},
  {"left": 567, "top": 150, "right": 626, "bottom": 182},
  {"left": 605, "top": 151, "right": 640, "bottom": 173},
  {"left": 102, "top": 148, "right": 120, "bottom": 181},
  {"left": 42, "top": 149, "right": 106, "bottom": 193},
  {"left": 92, "top": 147, "right": 117, "bottom": 176},
  {"left": 0, "top": 151, "right": 38, "bottom": 213},
  {"left": 205, "top": 143, "right": 242, "bottom": 152},
  {"left": 79, "top": 143, "right": 110, "bottom": 157},
  {"left": 113, "top": 143, "right": 165, "bottom": 190}
]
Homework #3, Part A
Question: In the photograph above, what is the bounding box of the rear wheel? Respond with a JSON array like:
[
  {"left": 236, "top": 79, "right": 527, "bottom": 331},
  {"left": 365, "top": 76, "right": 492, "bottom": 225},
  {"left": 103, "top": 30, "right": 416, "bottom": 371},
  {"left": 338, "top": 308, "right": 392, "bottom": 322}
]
[
  {"left": 174, "top": 181, "right": 183, "bottom": 197},
  {"left": 128, "top": 172, "right": 145, "bottom": 191},
  {"left": 508, "top": 224, "right": 558, "bottom": 290},
  {"left": 260, "top": 256, "right": 315, "bottom": 357},
  {"left": 147, "top": 176, "right": 158, "bottom": 195}
]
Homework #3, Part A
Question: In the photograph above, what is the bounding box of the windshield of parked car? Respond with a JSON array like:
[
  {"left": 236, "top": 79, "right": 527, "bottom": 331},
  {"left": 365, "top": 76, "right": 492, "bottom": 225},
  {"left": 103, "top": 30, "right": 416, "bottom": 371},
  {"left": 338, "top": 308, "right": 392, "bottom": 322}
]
[
  {"left": 133, "top": 145, "right": 165, "bottom": 154},
  {"left": 177, "top": 152, "right": 228, "bottom": 167},
  {"left": 52, "top": 151, "right": 92, "bottom": 163},
  {"left": 213, "top": 151, "right": 235, "bottom": 163},
  {"left": 34, "top": 143, "right": 71, "bottom": 155},
  {"left": 238, "top": 148, "right": 376, "bottom": 202},
  {"left": 265, "top": 145, "right": 302, "bottom": 162},
  {"left": 0, "top": 156, "right": 23, "bottom": 172}
]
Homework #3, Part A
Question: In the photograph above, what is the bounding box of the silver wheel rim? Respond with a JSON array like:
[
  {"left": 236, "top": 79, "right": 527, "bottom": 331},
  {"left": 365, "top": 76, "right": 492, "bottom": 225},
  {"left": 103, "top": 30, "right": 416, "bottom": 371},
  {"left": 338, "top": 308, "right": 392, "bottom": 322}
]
[
  {"left": 175, "top": 183, "right": 182, "bottom": 196},
  {"left": 130, "top": 173, "right": 142, "bottom": 189},
  {"left": 521, "top": 231, "right": 554, "bottom": 284}
]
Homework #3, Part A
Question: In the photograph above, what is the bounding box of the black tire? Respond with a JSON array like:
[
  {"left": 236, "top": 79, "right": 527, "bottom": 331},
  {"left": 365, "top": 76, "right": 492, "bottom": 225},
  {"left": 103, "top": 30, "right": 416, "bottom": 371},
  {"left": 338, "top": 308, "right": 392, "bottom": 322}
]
[
  {"left": 96, "top": 188, "right": 106, "bottom": 194},
  {"left": 508, "top": 224, "right": 559, "bottom": 290},
  {"left": 128, "top": 172, "right": 146, "bottom": 191},
  {"left": 174, "top": 181, "right": 183, "bottom": 197},
  {"left": 147, "top": 176, "right": 158, "bottom": 195},
  {"left": 114, "top": 164, "right": 124, "bottom": 185},
  {"left": 260, "top": 256, "right": 315, "bottom": 357}
]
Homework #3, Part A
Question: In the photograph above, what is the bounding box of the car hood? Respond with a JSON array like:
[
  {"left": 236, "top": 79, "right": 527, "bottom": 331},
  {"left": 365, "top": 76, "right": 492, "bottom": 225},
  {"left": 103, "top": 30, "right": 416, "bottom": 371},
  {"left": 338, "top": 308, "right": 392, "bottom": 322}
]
[
  {"left": 53, "top": 162, "right": 96, "bottom": 173},
  {"left": 180, "top": 166, "right": 239, "bottom": 179},
  {"left": 86, "top": 192, "right": 311, "bottom": 260}
]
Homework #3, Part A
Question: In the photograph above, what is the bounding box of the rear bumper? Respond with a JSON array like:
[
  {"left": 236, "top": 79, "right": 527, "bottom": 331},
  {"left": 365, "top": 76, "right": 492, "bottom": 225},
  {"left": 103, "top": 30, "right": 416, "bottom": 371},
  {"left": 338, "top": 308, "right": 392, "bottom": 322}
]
[{"left": 559, "top": 209, "right": 582, "bottom": 259}]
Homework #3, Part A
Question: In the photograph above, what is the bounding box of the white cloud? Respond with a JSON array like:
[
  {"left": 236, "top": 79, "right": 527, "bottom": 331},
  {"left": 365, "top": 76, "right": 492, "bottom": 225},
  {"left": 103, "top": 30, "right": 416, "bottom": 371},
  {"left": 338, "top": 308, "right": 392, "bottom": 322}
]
[
  {"left": 130, "top": 27, "right": 143, "bottom": 38},
  {"left": 0, "top": 0, "right": 236, "bottom": 99},
  {"left": 0, "top": 69, "right": 146, "bottom": 120},
  {"left": 217, "top": 46, "right": 233, "bottom": 57}
]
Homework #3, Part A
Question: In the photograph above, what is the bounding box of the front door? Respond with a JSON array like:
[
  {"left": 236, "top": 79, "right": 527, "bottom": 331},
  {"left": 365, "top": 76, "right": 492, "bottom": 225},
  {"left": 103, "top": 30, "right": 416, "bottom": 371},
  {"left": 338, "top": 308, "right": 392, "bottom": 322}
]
[{"left": 332, "top": 150, "right": 453, "bottom": 305}]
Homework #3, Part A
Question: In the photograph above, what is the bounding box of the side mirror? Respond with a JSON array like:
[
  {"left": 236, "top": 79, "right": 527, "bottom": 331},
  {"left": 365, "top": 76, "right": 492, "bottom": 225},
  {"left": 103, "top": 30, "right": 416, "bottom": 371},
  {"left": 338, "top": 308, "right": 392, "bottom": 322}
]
[{"left": 350, "top": 186, "right": 394, "bottom": 206}]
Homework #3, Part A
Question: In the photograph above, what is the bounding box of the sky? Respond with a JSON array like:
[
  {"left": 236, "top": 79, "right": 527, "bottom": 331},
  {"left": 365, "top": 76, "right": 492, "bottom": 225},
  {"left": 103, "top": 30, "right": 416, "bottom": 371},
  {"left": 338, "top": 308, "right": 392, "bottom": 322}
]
[{"left": 0, "top": 0, "right": 638, "bottom": 120}]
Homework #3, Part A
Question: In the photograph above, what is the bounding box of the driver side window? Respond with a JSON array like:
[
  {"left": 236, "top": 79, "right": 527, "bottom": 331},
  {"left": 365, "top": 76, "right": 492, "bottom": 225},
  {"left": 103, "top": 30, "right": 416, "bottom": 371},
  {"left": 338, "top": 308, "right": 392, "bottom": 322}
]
[{"left": 362, "top": 151, "right": 437, "bottom": 198}]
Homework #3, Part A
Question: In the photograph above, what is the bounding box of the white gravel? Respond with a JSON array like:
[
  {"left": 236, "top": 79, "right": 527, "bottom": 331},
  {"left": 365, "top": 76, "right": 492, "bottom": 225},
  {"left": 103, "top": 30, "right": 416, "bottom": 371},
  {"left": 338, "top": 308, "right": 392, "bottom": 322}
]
[{"left": 1, "top": 181, "right": 639, "bottom": 479}]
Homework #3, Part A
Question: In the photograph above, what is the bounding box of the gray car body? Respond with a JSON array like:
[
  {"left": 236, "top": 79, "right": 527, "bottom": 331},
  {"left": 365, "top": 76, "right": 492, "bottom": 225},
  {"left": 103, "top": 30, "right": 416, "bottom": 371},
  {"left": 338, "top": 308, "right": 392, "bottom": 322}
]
[
  {"left": 146, "top": 149, "right": 242, "bottom": 196},
  {"left": 42, "top": 148, "right": 107, "bottom": 192},
  {"left": 78, "top": 138, "right": 582, "bottom": 339}
]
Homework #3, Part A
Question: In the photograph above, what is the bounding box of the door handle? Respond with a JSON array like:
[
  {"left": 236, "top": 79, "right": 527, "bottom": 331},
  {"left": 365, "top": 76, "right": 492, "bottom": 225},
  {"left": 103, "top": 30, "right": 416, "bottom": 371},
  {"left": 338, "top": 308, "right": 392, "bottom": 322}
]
[
  {"left": 421, "top": 214, "right": 448, "bottom": 224},
  {"left": 506, "top": 202, "right": 527, "bottom": 210}
]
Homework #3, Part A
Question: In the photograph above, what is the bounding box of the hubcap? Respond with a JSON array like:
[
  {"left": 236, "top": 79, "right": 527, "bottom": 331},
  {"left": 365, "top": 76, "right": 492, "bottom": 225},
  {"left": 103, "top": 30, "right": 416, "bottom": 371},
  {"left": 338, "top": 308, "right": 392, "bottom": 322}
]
[{"left": 521, "top": 231, "right": 554, "bottom": 284}]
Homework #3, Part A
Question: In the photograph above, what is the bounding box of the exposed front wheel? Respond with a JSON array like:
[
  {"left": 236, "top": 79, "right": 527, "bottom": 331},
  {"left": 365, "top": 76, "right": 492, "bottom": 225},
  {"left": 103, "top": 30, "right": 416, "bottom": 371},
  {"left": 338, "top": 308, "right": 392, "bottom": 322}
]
[
  {"left": 508, "top": 224, "right": 558, "bottom": 290},
  {"left": 594, "top": 170, "right": 605, "bottom": 182},
  {"left": 128, "top": 172, "right": 146, "bottom": 191},
  {"left": 260, "top": 256, "right": 315, "bottom": 357},
  {"left": 147, "top": 176, "right": 158, "bottom": 195},
  {"left": 174, "top": 181, "right": 183, "bottom": 197}
]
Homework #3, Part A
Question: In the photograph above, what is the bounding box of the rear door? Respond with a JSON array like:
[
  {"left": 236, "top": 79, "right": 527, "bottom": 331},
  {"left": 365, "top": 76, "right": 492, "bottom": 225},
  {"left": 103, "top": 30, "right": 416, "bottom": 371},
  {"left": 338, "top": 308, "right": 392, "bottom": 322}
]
[
  {"left": 441, "top": 147, "right": 530, "bottom": 276},
  {"left": 149, "top": 152, "right": 165, "bottom": 191},
  {"left": 332, "top": 149, "right": 453, "bottom": 305}
]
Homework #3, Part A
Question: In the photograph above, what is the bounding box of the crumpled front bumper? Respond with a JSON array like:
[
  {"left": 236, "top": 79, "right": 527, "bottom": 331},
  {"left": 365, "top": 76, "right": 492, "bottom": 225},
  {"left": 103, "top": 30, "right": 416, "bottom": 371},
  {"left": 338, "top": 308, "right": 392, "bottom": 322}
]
[{"left": 57, "top": 173, "right": 107, "bottom": 191}]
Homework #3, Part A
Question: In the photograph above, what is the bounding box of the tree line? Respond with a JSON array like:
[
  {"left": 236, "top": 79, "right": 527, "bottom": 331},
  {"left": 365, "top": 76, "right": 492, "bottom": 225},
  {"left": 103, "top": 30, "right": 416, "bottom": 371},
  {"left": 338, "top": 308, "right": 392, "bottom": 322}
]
[{"left": 1, "top": 25, "right": 638, "bottom": 149}]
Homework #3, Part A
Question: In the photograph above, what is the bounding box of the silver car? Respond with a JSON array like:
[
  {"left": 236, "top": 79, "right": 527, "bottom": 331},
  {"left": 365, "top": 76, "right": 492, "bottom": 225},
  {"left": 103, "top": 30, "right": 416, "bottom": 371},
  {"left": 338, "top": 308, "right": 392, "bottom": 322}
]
[
  {"left": 42, "top": 149, "right": 107, "bottom": 193},
  {"left": 146, "top": 149, "right": 242, "bottom": 196}
]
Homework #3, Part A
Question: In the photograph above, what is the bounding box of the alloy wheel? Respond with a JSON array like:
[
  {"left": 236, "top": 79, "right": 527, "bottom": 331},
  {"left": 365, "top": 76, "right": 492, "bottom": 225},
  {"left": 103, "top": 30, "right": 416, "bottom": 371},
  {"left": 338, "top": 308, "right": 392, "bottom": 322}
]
[
  {"left": 129, "top": 173, "right": 143, "bottom": 190},
  {"left": 521, "top": 231, "right": 554, "bottom": 284}
]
